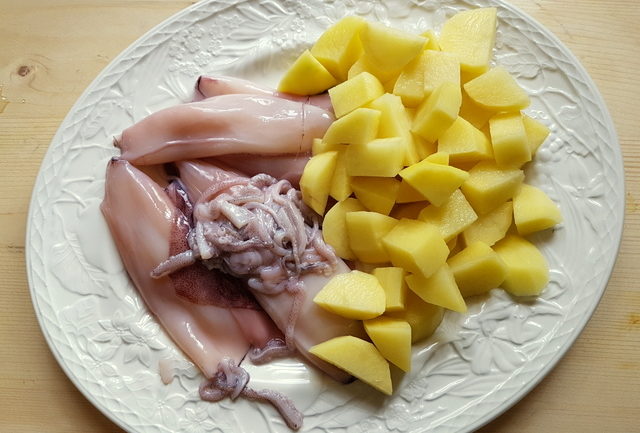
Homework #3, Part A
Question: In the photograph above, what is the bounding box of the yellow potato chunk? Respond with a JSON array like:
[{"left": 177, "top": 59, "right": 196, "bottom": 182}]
[
  {"left": 405, "top": 264, "right": 467, "bottom": 313},
  {"left": 489, "top": 112, "right": 531, "bottom": 168},
  {"left": 364, "top": 317, "right": 412, "bottom": 372},
  {"left": 348, "top": 54, "right": 401, "bottom": 84},
  {"left": 329, "top": 146, "right": 352, "bottom": 201},
  {"left": 464, "top": 66, "right": 530, "bottom": 111},
  {"left": 300, "top": 151, "right": 338, "bottom": 215},
  {"left": 513, "top": 184, "right": 562, "bottom": 235},
  {"left": 323, "top": 107, "right": 381, "bottom": 146},
  {"left": 278, "top": 50, "right": 338, "bottom": 95},
  {"left": 447, "top": 241, "right": 507, "bottom": 297},
  {"left": 329, "top": 72, "right": 385, "bottom": 118},
  {"left": 390, "top": 201, "right": 429, "bottom": 220},
  {"left": 345, "top": 137, "right": 406, "bottom": 177},
  {"left": 314, "top": 270, "right": 386, "bottom": 319},
  {"left": 461, "top": 161, "right": 524, "bottom": 214},
  {"left": 413, "top": 134, "right": 438, "bottom": 160},
  {"left": 421, "top": 29, "right": 441, "bottom": 51},
  {"left": 310, "top": 16, "right": 366, "bottom": 81},
  {"left": 351, "top": 177, "right": 400, "bottom": 215},
  {"left": 412, "top": 81, "right": 462, "bottom": 143},
  {"left": 388, "top": 290, "right": 443, "bottom": 343},
  {"left": 422, "top": 50, "right": 461, "bottom": 97},
  {"left": 493, "top": 235, "right": 549, "bottom": 296},
  {"left": 462, "top": 201, "right": 513, "bottom": 246},
  {"left": 367, "top": 93, "right": 420, "bottom": 165},
  {"left": 322, "top": 198, "right": 366, "bottom": 260},
  {"left": 361, "top": 21, "right": 426, "bottom": 71},
  {"left": 439, "top": 7, "right": 497, "bottom": 74},
  {"left": 399, "top": 160, "right": 469, "bottom": 207},
  {"left": 309, "top": 336, "right": 392, "bottom": 395},
  {"left": 346, "top": 211, "right": 398, "bottom": 263},
  {"left": 382, "top": 218, "right": 449, "bottom": 277},
  {"left": 418, "top": 189, "right": 478, "bottom": 241},
  {"left": 396, "top": 180, "right": 427, "bottom": 204},
  {"left": 373, "top": 267, "right": 407, "bottom": 312},
  {"left": 459, "top": 89, "right": 494, "bottom": 129},
  {"left": 393, "top": 52, "right": 427, "bottom": 107},
  {"left": 425, "top": 151, "right": 450, "bottom": 165},
  {"left": 523, "top": 114, "right": 550, "bottom": 156},
  {"left": 438, "top": 116, "right": 492, "bottom": 165}
]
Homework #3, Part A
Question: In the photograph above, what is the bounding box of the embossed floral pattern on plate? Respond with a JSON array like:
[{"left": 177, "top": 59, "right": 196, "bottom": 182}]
[{"left": 26, "top": 0, "right": 623, "bottom": 432}]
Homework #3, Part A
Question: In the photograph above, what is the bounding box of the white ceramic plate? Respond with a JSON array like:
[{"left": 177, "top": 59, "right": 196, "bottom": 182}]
[{"left": 26, "top": 0, "right": 624, "bottom": 432}]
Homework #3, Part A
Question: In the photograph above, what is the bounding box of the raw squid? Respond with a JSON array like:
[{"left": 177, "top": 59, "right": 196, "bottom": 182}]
[
  {"left": 116, "top": 94, "right": 333, "bottom": 165},
  {"left": 103, "top": 75, "right": 360, "bottom": 431},
  {"left": 101, "top": 158, "right": 252, "bottom": 378},
  {"left": 195, "top": 75, "right": 334, "bottom": 113},
  {"left": 175, "top": 160, "right": 365, "bottom": 381},
  {"left": 103, "top": 159, "right": 303, "bottom": 429}
]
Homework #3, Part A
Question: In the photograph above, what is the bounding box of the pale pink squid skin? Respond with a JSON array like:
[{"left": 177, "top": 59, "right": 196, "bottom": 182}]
[
  {"left": 176, "top": 159, "right": 365, "bottom": 383},
  {"left": 101, "top": 159, "right": 253, "bottom": 378},
  {"left": 116, "top": 94, "right": 334, "bottom": 166},
  {"left": 211, "top": 153, "right": 310, "bottom": 188},
  {"left": 195, "top": 75, "right": 334, "bottom": 113}
]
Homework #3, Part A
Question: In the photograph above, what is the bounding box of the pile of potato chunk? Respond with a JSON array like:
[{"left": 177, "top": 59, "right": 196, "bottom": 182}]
[{"left": 279, "top": 7, "right": 562, "bottom": 395}]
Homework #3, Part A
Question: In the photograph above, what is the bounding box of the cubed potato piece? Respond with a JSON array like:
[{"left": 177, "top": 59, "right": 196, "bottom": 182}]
[
  {"left": 425, "top": 152, "right": 450, "bottom": 165},
  {"left": 278, "top": 50, "right": 338, "bottom": 95},
  {"left": 388, "top": 290, "right": 443, "bottom": 343},
  {"left": 309, "top": 335, "right": 392, "bottom": 395},
  {"left": 412, "top": 82, "right": 462, "bottom": 143},
  {"left": 382, "top": 218, "right": 449, "bottom": 277},
  {"left": 393, "top": 52, "right": 427, "bottom": 107},
  {"left": 489, "top": 112, "right": 531, "bottom": 168},
  {"left": 366, "top": 93, "right": 420, "bottom": 165},
  {"left": 322, "top": 198, "right": 366, "bottom": 260},
  {"left": 390, "top": 201, "right": 429, "bottom": 220},
  {"left": 464, "top": 66, "right": 530, "bottom": 111},
  {"left": 399, "top": 160, "right": 469, "bottom": 207},
  {"left": 351, "top": 177, "right": 400, "bottom": 215},
  {"left": 346, "top": 211, "right": 398, "bottom": 263},
  {"left": 493, "top": 235, "right": 549, "bottom": 296},
  {"left": 439, "top": 7, "right": 497, "bottom": 74},
  {"left": 462, "top": 201, "right": 513, "bottom": 246},
  {"left": 310, "top": 16, "right": 366, "bottom": 81},
  {"left": 314, "top": 270, "right": 386, "bottom": 319},
  {"left": 413, "top": 134, "right": 438, "bottom": 160},
  {"left": 312, "top": 138, "right": 341, "bottom": 155},
  {"left": 438, "top": 116, "right": 492, "bottom": 165},
  {"left": 423, "top": 50, "right": 461, "bottom": 97},
  {"left": 330, "top": 72, "right": 385, "bottom": 118},
  {"left": 348, "top": 54, "right": 401, "bottom": 84},
  {"left": 405, "top": 264, "right": 467, "bottom": 313},
  {"left": 345, "top": 137, "right": 406, "bottom": 177},
  {"left": 418, "top": 189, "right": 478, "bottom": 241},
  {"left": 459, "top": 89, "right": 494, "bottom": 129},
  {"left": 513, "top": 184, "right": 562, "bottom": 235},
  {"left": 421, "top": 29, "right": 441, "bottom": 51},
  {"left": 364, "top": 317, "right": 412, "bottom": 372},
  {"left": 523, "top": 114, "right": 550, "bottom": 156},
  {"left": 329, "top": 146, "right": 352, "bottom": 201},
  {"left": 361, "top": 21, "right": 426, "bottom": 71},
  {"left": 396, "top": 180, "right": 427, "bottom": 203},
  {"left": 300, "top": 151, "right": 338, "bottom": 215},
  {"left": 448, "top": 241, "right": 507, "bottom": 297},
  {"left": 373, "top": 267, "right": 408, "bottom": 312},
  {"left": 323, "top": 107, "right": 381, "bottom": 146},
  {"left": 461, "top": 161, "right": 524, "bottom": 214}
]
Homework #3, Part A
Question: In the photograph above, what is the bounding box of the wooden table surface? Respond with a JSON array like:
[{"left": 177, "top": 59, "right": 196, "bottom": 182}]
[{"left": 1, "top": 1, "right": 638, "bottom": 432}]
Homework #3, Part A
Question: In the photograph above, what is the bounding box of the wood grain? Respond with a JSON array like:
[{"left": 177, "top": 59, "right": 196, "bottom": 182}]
[{"left": 1, "top": 1, "right": 638, "bottom": 432}]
